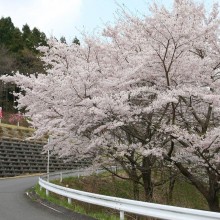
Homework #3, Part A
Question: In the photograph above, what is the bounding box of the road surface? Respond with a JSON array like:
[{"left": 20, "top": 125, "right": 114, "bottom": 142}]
[{"left": 0, "top": 175, "right": 93, "bottom": 220}]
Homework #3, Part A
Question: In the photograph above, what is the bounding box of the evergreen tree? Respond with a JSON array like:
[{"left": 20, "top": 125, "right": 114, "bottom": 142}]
[
  {"left": 60, "top": 36, "right": 67, "bottom": 44},
  {"left": 0, "top": 17, "right": 23, "bottom": 52},
  {"left": 72, "top": 36, "right": 80, "bottom": 45},
  {"left": 31, "top": 27, "right": 47, "bottom": 51},
  {"left": 22, "top": 24, "right": 32, "bottom": 49}
]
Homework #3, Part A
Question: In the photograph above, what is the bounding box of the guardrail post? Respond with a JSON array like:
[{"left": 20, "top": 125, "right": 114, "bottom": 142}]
[
  {"left": 46, "top": 189, "right": 49, "bottom": 196},
  {"left": 68, "top": 198, "right": 72, "bottom": 204},
  {"left": 120, "top": 211, "right": 124, "bottom": 220},
  {"left": 60, "top": 172, "right": 63, "bottom": 182}
]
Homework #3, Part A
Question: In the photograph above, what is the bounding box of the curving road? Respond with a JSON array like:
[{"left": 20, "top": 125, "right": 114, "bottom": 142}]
[{"left": 0, "top": 175, "right": 93, "bottom": 220}]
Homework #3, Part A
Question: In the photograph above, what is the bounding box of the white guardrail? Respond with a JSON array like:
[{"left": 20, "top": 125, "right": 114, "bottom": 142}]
[{"left": 39, "top": 170, "right": 220, "bottom": 220}]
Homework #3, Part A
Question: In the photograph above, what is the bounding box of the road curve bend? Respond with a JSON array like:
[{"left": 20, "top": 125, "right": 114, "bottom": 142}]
[{"left": 0, "top": 175, "right": 93, "bottom": 220}]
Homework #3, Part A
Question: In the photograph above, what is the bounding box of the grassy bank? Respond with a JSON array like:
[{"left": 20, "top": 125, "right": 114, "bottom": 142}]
[
  {"left": 0, "top": 123, "right": 34, "bottom": 139},
  {"left": 0, "top": 123, "right": 48, "bottom": 142}
]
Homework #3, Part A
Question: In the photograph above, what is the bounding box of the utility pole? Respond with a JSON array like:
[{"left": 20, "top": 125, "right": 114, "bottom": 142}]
[
  {"left": 47, "top": 136, "right": 50, "bottom": 182},
  {"left": 0, "top": 107, "right": 2, "bottom": 123}
]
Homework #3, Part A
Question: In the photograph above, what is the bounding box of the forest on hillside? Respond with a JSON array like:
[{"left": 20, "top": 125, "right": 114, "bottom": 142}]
[
  {"left": 0, "top": 16, "right": 47, "bottom": 111},
  {"left": 0, "top": 16, "right": 79, "bottom": 112}
]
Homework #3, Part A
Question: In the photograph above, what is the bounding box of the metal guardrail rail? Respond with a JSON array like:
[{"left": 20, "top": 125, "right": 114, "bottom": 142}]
[{"left": 39, "top": 170, "right": 220, "bottom": 220}]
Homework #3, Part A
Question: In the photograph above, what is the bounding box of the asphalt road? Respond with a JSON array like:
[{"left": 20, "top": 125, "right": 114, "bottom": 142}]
[{"left": 0, "top": 175, "right": 93, "bottom": 220}]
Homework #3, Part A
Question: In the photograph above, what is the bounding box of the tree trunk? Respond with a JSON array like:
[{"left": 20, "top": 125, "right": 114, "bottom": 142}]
[
  {"left": 142, "top": 157, "right": 153, "bottom": 201},
  {"left": 132, "top": 180, "right": 140, "bottom": 200},
  {"left": 167, "top": 167, "right": 176, "bottom": 203},
  {"left": 129, "top": 165, "right": 140, "bottom": 200},
  {"left": 142, "top": 170, "right": 153, "bottom": 201},
  {"left": 173, "top": 161, "right": 220, "bottom": 212},
  {"left": 207, "top": 196, "right": 220, "bottom": 212},
  {"left": 207, "top": 171, "right": 220, "bottom": 212}
]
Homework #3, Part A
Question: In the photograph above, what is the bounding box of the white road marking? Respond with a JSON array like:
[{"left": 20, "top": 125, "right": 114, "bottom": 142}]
[
  {"left": 25, "top": 191, "right": 62, "bottom": 214},
  {"left": 39, "top": 202, "right": 63, "bottom": 213}
]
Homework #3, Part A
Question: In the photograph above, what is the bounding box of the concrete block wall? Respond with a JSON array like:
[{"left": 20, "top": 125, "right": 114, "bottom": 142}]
[{"left": 0, "top": 137, "right": 82, "bottom": 177}]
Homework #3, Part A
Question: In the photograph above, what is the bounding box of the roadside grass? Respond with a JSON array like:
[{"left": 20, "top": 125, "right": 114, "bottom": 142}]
[
  {"left": 35, "top": 183, "right": 120, "bottom": 220},
  {"left": 54, "top": 173, "right": 134, "bottom": 199},
  {"left": 170, "top": 179, "right": 207, "bottom": 210},
  {"left": 35, "top": 172, "right": 209, "bottom": 220},
  {"left": 35, "top": 184, "right": 73, "bottom": 209}
]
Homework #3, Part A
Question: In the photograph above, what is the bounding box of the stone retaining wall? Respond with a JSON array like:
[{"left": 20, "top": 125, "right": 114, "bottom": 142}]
[{"left": 0, "top": 138, "right": 81, "bottom": 177}]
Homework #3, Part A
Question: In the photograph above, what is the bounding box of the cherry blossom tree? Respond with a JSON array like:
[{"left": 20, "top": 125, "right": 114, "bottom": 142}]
[
  {"left": 83, "top": 0, "right": 220, "bottom": 209},
  {"left": 1, "top": 0, "right": 220, "bottom": 211},
  {"left": 112, "top": 0, "right": 220, "bottom": 210},
  {"left": 102, "top": 0, "right": 220, "bottom": 210}
]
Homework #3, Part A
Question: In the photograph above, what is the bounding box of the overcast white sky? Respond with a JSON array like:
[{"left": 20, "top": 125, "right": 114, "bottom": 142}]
[{"left": 0, "top": 0, "right": 216, "bottom": 42}]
